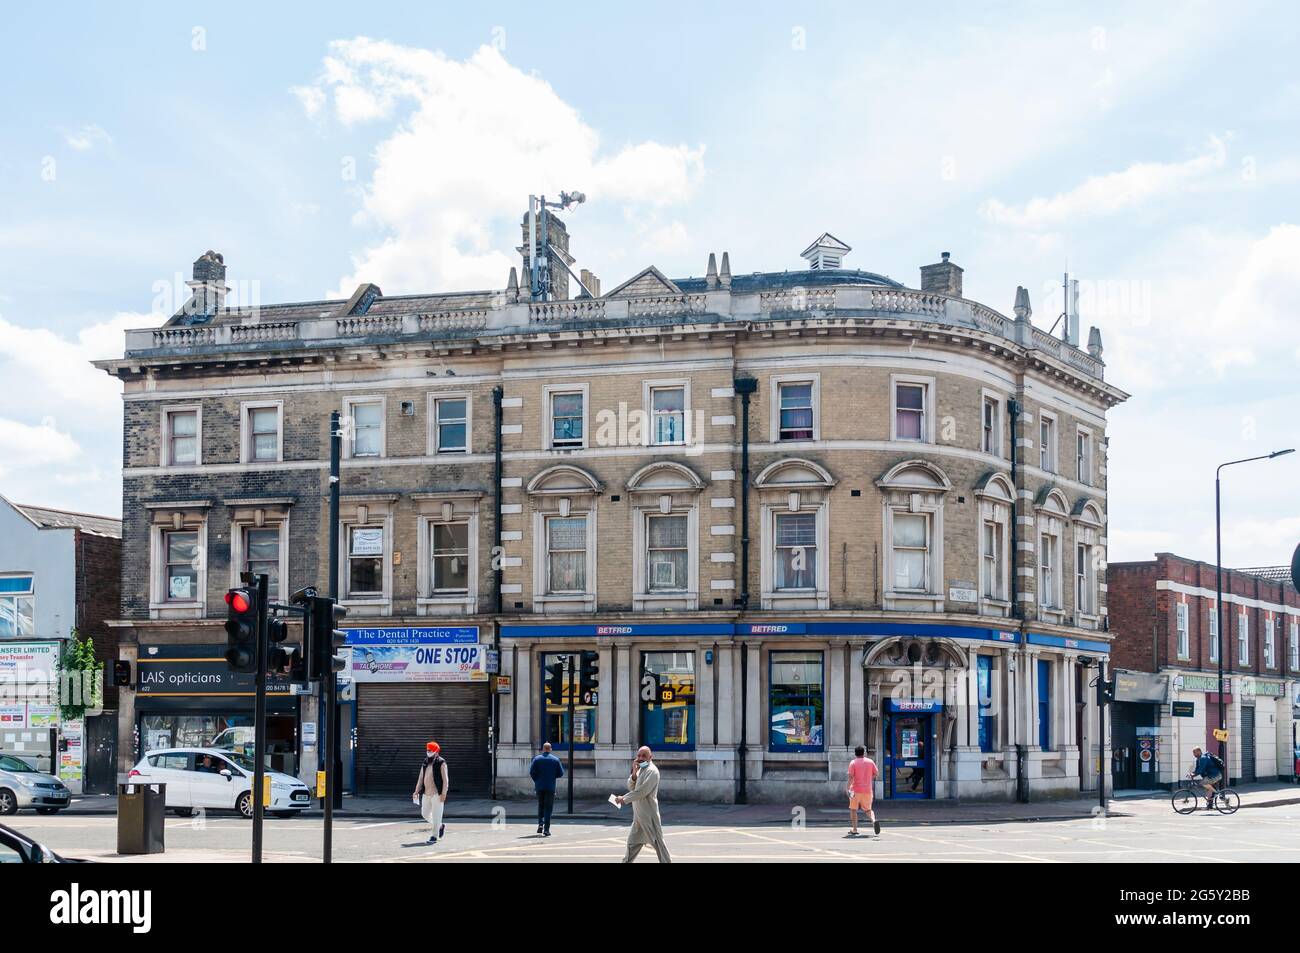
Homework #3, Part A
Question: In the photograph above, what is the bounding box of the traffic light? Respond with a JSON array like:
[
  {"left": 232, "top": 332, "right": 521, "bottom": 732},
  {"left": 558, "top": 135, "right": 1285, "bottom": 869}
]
[
  {"left": 544, "top": 660, "right": 565, "bottom": 706},
  {"left": 224, "top": 587, "right": 258, "bottom": 673},
  {"left": 579, "top": 650, "right": 600, "bottom": 705},
  {"left": 1097, "top": 678, "right": 1115, "bottom": 705},
  {"left": 310, "top": 596, "right": 348, "bottom": 681},
  {"left": 266, "top": 616, "right": 295, "bottom": 677}
]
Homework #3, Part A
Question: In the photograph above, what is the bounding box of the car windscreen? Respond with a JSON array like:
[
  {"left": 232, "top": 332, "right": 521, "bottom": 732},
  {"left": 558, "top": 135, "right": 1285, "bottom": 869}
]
[
  {"left": 0, "top": 756, "right": 35, "bottom": 772},
  {"left": 225, "top": 753, "right": 258, "bottom": 772}
]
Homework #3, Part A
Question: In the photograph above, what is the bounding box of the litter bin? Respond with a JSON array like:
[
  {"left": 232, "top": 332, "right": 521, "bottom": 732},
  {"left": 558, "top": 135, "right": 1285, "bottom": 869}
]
[{"left": 117, "top": 783, "right": 166, "bottom": 855}]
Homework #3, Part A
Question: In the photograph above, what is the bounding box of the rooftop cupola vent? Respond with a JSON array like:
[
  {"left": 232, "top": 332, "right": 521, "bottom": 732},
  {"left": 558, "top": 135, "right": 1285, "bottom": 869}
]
[{"left": 800, "top": 232, "right": 852, "bottom": 270}]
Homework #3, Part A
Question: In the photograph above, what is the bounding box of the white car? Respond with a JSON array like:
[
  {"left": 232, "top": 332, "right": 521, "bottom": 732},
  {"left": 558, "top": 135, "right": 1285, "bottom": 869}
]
[{"left": 128, "top": 747, "right": 312, "bottom": 818}]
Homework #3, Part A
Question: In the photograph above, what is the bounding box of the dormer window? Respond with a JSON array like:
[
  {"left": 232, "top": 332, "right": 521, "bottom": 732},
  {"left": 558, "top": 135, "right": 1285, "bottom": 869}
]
[{"left": 799, "top": 232, "right": 852, "bottom": 271}]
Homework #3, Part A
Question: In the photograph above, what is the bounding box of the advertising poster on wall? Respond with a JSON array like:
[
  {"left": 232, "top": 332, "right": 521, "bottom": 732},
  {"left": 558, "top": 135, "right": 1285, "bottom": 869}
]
[
  {"left": 0, "top": 704, "right": 25, "bottom": 727},
  {"left": 344, "top": 627, "right": 485, "bottom": 683}
]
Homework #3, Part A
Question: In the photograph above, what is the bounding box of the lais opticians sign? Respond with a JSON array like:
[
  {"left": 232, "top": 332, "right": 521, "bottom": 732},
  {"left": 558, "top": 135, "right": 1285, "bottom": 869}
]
[{"left": 344, "top": 627, "right": 485, "bottom": 683}]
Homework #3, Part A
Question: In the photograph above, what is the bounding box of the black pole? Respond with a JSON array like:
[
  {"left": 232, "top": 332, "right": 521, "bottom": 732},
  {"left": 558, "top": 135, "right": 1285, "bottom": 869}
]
[
  {"left": 1215, "top": 473, "right": 1226, "bottom": 780},
  {"left": 1008, "top": 399, "right": 1022, "bottom": 620},
  {"left": 491, "top": 387, "right": 504, "bottom": 800},
  {"left": 1097, "top": 658, "right": 1107, "bottom": 816},
  {"left": 734, "top": 377, "right": 756, "bottom": 806},
  {"left": 252, "top": 572, "right": 269, "bottom": 863},
  {"left": 566, "top": 654, "right": 575, "bottom": 815},
  {"left": 324, "top": 411, "right": 342, "bottom": 861}
]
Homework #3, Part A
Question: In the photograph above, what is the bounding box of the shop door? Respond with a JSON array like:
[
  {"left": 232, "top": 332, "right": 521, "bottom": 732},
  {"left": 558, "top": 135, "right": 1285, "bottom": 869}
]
[
  {"left": 356, "top": 683, "right": 490, "bottom": 797},
  {"left": 1110, "top": 703, "right": 1137, "bottom": 789},
  {"left": 1240, "top": 706, "right": 1256, "bottom": 783},
  {"left": 83, "top": 713, "right": 117, "bottom": 795},
  {"left": 887, "top": 714, "right": 931, "bottom": 798}
]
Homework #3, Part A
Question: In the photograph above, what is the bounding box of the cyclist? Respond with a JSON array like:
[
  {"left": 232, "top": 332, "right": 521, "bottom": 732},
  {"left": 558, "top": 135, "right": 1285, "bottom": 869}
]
[{"left": 1189, "top": 746, "right": 1224, "bottom": 806}]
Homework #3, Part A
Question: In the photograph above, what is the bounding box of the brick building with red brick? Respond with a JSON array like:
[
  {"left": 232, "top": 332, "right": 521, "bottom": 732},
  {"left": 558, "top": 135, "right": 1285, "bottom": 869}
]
[{"left": 1107, "top": 552, "right": 1299, "bottom": 790}]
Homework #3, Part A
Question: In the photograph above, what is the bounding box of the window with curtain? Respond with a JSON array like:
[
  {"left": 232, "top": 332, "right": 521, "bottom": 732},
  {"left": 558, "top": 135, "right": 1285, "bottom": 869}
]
[
  {"left": 895, "top": 384, "right": 925, "bottom": 440},
  {"left": 777, "top": 383, "right": 814, "bottom": 440},
  {"left": 164, "top": 531, "right": 199, "bottom": 602},
  {"left": 650, "top": 387, "right": 686, "bottom": 445},
  {"left": 168, "top": 410, "right": 197, "bottom": 465},
  {"left": 646, "top": 514, "right": 688, "bottom": 590},
  {"left": 249, "top": 407, "right": 278, "bottom": 461},
  {"left": 244, "top": 527, "right": 280, "bottom": 600},
  {"left": 981, "top": 520, "right": 1003, "bottom": 599},
  {"left": 547, "top": 516, "right": 587, "bottom": 593},
  {"left": 1177, "top": 602, "right": 1189, "bottom": 659},
  {"left": 350, "top": 401, "right": 382, "bottom": 456},
  {"left": 774, "top": 512, "right": 817, "bottom": 590},
  {"left": 892, "top": 513, "right": 928, "bottom": 591},
  {"left": 550, "top": 392, "right": 584, "bottom": 447},
  {"left": 0, "top": 576, "right": 35, "bottom": 638}
]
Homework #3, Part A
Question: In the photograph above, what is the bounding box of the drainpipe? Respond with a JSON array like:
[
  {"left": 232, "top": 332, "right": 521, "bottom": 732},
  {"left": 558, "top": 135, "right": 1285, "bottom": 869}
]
[
  {"left": 1008, "top": 399, "right": 1032, "bottom": 801},
  {"left": 491, "top": 386, "right": 504, "bottom": 799},
  {"left": 734, "top": 376, "right": 758, "bottom": 805}
]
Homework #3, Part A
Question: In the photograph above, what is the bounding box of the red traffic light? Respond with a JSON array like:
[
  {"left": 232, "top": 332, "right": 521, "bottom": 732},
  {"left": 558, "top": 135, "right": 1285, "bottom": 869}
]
[{"left": 225, "top": 589, "right": 252, "bottom": 613}]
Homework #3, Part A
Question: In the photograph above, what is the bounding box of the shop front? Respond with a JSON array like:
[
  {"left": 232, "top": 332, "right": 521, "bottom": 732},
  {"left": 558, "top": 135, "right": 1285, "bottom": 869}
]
[
  {"left": 1109, "top": 670, "right": 1170, "bottom": 791},
  {"left": 0, "top": 641, "right": 74, "bottom": 786},
  {"left": 134, "top": 643, "right": 301, "bottom": 774},
  {"left": 343, "top": 626, "right": 490, "bottom": 797},
  {"left": 495, "top": 620, "right": 1108, "bottom": 804}
]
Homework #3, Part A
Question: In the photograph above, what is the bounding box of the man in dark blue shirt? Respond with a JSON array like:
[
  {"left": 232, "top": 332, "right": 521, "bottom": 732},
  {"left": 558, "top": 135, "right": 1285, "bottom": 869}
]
[
  {"left": 1191, "top": 746, "right": 1223, "bottom": 805},
  {"left": 529, "top": 742, "right": 565, "bottom": 836}
]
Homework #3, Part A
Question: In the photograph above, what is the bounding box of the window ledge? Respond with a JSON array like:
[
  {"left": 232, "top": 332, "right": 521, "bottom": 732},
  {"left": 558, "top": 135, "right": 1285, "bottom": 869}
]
[
  {"left": 533, "top": 594, "right": 596, "bottom": 614},
  {"left": 340, "top": 599, "right": 392, "bottom": 617},
  {"left": 417, "top": 596, "right": 475, "bottom": 616}
]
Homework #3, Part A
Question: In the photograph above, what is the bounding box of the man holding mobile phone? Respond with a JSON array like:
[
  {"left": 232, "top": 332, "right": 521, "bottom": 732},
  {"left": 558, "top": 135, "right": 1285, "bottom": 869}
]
[{"left": 615, "top": 746, "right": 672, "bottom": 863}]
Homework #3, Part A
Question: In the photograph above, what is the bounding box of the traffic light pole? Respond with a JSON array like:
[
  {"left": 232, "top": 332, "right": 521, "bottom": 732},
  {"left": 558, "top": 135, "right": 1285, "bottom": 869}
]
[
  {"left": 251, "top": 572, "right": 269, "bottom": 863},
  {"left": 324, "top": 410, "right": 342, "bottom": 863},
  {"left": 566, "top": 653, "right": 575, "bottom": 816},
  {"left": 1097, "top": 657, "right": 1107, "bottom": 817}
]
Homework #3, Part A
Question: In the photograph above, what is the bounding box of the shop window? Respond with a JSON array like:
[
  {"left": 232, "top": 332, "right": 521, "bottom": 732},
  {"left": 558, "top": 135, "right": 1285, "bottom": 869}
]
[
  {"left": 347, "top": 526, "right": 386, "bottom": 598},
  {"left": 244, "top": 527, "right": 281, "bottom": 601},
  {"left": 640, "top": 652, "right": 695, "bottom": 750},
  {"left": 540, "top": 652, "right": 597, "bottom": 750},
  {"left": 768, "top": 650, "right": 824, "bottom": 752},
  {"left": 1037, "top": 659, "right": 1052, "bottom": 751},
  {"left": 977, "top": 655, "right": 996, "bottom": 753},
  {"left": 0, "top": 576, "right": 35, "bottom": 639}
]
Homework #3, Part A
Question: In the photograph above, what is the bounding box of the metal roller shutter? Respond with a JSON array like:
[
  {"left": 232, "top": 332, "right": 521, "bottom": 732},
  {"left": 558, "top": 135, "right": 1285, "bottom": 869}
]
[
  {"left": 1240, "top": 706, "right": 1256, "bottom": 783},
  {"left": 356, "top": 683, "right": 490, "bottom": 796}
]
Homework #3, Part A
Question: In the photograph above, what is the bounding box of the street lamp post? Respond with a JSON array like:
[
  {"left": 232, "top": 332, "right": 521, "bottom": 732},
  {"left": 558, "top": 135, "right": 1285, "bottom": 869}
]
[{"left": 1215, "top": 449, "right": 1294, "bottom": 779}]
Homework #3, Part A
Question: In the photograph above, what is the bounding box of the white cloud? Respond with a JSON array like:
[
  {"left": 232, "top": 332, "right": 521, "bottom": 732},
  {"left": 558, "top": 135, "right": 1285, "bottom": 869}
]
[
  {"left": 295, "top": 40, "right": 705, "bottom": 296},
  {"left": 980, "top": 137, "right": 1227, "bottom": 229},
  {"left": 0, "top": 419, "right": 80, "bottom": 476},
  {"left": 63, "top": 123, "right": 112, "bottom": 152}
]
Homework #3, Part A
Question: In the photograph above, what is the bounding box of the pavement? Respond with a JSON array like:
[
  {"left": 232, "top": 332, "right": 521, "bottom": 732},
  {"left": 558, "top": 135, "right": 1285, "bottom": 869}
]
[{"left": 57, "top": 778, "right": 1300, "bottom": 826}]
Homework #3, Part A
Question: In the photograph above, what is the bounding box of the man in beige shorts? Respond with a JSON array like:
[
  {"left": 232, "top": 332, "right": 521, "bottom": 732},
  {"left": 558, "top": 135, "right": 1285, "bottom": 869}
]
[{"left": 847, "top": 745, "right": 880, "bottom": 836}]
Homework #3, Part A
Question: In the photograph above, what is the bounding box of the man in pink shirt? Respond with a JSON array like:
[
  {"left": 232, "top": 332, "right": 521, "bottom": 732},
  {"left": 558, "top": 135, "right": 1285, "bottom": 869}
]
[{"left": 847, "top": 745, "right": 880, "bottom": 837}]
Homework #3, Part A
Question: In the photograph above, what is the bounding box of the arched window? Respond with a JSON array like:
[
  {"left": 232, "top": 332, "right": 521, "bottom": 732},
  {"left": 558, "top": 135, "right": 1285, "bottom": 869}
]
[
  {"left": 877, "top": 460, "right": 952, "bottom": 612},
  {"left": 754, "top": 458, "right": 836, "bottom": 610}
]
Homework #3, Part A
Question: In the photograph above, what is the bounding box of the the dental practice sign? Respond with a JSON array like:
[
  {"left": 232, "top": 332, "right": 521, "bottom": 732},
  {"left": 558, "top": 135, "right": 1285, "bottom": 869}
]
[{"left": 344, "top": 627, "right": 485, "bottom": 683}]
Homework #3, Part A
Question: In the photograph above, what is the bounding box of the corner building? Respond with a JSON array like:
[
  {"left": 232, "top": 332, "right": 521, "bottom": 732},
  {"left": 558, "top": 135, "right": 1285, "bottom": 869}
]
[{"left": 98, "top": 227, "right": 1128, "bottom": 803}]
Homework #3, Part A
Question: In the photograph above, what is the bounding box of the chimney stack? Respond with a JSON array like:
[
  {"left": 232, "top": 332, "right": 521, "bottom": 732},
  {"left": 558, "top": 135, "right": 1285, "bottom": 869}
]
[
  {"left": 919, "top": 251, "right": 962, "bottom": 298},
  {"left": 720, "top": 252, "right": 732, "bottom": 289},
  {"left": 706, "top": 253, "right": 719, "bottom": 290},
  {"left": 579, "top": 269, "right": 601, "bottom": 298},
  {"left": 1013, "top": 285, "right": 1032, "bottom": 321},
  {"left": 519, "top": 210, "right": 573, "bottom": 300},
  {"left": 1087, "top": 326, "right": 1104, "bottom": 360},
  {"left": 182, "top": 250, "right": 228, "bottom": 320}
]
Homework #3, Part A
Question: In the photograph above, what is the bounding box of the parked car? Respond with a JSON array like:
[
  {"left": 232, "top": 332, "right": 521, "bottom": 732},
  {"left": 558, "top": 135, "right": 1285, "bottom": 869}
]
[
  {"left": 0, "top": 754, "right": 71, "bottom": 815},
  {"left": 0, "top": 822, "right": 85, "bottom": 863},
  {"left": 129, "top": 747, "right": 312, "bottom": 818}
]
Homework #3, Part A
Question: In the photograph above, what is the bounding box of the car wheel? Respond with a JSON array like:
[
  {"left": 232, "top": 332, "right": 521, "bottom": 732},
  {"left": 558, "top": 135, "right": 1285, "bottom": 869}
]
[
  {"left": 35, "top": 807, "right": 61, "bottom": 815},
  {"left": 172, "top": 807, "right": 196, "bottom": 818},
  {"left": 236, "top": 791, "right": 253, "bottom": 818},
  {"left": 0, "top": 789, "right": 17, "bottom": 816}
]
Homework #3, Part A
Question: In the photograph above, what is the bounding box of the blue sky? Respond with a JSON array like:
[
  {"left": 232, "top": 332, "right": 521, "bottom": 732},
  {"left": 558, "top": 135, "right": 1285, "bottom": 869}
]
[{"left": 1, "top": 1, "right": 1297, "bottom": 567}]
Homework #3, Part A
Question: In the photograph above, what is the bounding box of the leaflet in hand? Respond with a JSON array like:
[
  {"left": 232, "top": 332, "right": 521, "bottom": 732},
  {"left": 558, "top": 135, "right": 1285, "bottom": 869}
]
[{"left": 608, "top": 794, "right": 623, "bottom": 809}]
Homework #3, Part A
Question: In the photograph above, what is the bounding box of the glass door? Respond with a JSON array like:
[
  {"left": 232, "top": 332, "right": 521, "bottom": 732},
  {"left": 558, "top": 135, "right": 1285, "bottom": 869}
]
[{"left": 888, "top": 713, "right": 931, "bottom": 798}]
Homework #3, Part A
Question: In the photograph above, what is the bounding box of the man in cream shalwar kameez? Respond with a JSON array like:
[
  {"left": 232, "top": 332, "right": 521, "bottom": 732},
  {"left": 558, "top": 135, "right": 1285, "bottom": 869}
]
[{"left": 616, "top": 746, "right": 672, "bottom": 863}]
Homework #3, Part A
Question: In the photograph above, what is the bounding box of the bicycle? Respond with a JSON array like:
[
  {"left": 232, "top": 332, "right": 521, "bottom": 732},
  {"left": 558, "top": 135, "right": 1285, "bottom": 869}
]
[{"left": 1171, "top": 775, "right": 1239, "bottom": 815}]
